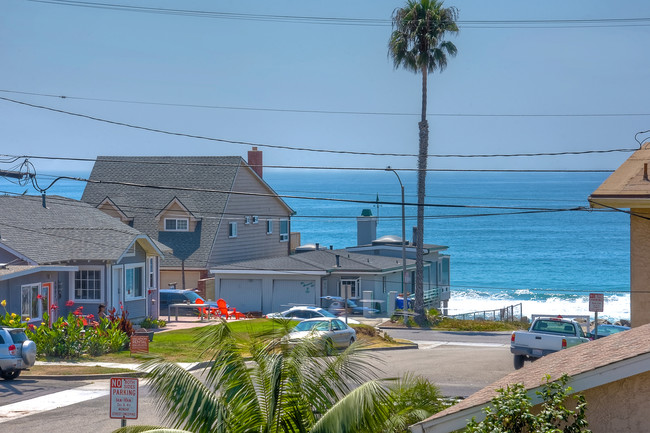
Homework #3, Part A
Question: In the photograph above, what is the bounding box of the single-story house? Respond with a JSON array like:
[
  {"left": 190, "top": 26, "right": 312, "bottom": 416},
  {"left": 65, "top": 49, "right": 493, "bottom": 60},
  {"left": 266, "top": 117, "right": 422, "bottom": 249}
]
[
  {"left": 410, "top": 323, "right": 650, "bottom": 433},
  {"left": 0, "top": 195, "right": 166, "bottom": 323}
]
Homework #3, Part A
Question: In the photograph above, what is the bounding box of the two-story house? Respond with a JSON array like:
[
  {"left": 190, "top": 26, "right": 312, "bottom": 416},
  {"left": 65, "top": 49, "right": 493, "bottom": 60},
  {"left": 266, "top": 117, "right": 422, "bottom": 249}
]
[{"left": 81, "top": 152, "right": 294, "bottom": 297}]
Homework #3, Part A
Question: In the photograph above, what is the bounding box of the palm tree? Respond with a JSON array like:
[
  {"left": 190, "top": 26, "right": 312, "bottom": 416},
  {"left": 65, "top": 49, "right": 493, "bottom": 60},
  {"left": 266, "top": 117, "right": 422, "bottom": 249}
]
[
  {"left": 389, "top": 0, "right": 458, "bottom": 319},
  {"left": 114, "top": 321, "right": 444, "bottom": 433}
]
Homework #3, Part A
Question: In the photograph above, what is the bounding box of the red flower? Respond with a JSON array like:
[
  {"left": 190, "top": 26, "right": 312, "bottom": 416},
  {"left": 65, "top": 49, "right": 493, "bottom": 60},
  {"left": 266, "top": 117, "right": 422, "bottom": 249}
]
[
  {"left": 65, "top": 300, "right": 74, "bottom": 307},
  {"left": 37, "top": 294, "right": 43, "bottom": 300},
  {"left": 50, "top": 304, "right": 58, "bottom": 311},
  {"left": 109, "top": 307, "right": 116, "bottom": 314},
  {"left": 87, "top": 314, "right": 94, "bottom": 320},
  {"left": 119, "top": 302, "right": 124, "bottom": 310},
  {"left": 62, "top": 321, "right": 68, "bottom": 327},
  {"left": 28, "top": 324, "right": 36, "bottom": 331}
]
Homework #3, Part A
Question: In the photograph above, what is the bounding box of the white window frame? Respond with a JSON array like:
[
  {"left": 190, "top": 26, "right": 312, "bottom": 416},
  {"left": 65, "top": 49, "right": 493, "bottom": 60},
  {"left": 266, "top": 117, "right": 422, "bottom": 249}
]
[
  {"left": 244, "top": 216, "right": 251, "bottom": 225},
  {"left": 252, "top": 215, "right": 259, "bottom": 224},
  {"left": 125, "top": 263, "right": 146, "bottom": 300},
  {"left": 229, "top": 221, "right": 238, "bottom": 238},
  {"left": 279, "top": 219, "right": 289, "bottom": 242},
  {"left": 164, "top": 218, "right": 189, "bottom": 232},
  {"left": 266, "top": 219, "right": 273, "bottom": 234},
  {"left": 21, "top": 283, "right": 42, "bottom": 321},
  {"left": 72, "top": 266, "right": 104, "bottom": 302}
]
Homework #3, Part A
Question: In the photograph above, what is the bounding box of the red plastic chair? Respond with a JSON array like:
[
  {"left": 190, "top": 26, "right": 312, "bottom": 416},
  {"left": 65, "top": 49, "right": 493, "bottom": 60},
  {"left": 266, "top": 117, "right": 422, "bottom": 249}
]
[
  {"left": 195, "top": 298, "right": 218, "bottom": 319},
  {"left": 217, "top": 299, "right": 235, "bottom": 320},
  {"left": 231, "top": 308, "right": 246, "bottom": 320}
]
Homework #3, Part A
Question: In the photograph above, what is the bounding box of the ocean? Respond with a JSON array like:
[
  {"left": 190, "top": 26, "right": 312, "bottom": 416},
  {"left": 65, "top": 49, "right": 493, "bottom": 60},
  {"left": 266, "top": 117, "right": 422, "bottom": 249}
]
[{"left": 1, "top": 169, "right": 630, "bottom": 322}]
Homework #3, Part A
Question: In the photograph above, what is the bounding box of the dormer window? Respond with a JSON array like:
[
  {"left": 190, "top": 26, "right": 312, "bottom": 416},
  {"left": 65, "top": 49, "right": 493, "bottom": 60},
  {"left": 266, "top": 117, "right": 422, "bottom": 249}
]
[{"left": 165, "top": 218, "right": 189, "bottom": 232}]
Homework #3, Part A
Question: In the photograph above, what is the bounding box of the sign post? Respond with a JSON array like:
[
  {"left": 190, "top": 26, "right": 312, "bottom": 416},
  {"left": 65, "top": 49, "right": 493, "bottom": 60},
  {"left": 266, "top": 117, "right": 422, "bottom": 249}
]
[
  {"left": 110, "top": 377, "right": 139, "bottom": 427},
  {"left": 589, "top": 293, "right": 604, "bottom": 338}
]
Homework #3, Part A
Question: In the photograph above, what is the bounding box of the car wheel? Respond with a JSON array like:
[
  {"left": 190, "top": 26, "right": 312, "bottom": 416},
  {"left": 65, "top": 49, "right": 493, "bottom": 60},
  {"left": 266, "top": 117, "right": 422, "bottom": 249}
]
[
  {"left": 513, "top": 354, "right": 525, "bottom": 370},
  {"left": 1, "top": 370, "right": 21, "bottom": 381},
  {"left": 349, "top": 337, "right": 356, "bottom": 347}
]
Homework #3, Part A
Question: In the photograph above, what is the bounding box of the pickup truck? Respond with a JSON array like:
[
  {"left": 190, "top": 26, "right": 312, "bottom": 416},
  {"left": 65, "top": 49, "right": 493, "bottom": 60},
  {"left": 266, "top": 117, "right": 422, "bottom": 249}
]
[{"left": 510, "top": 317, "right": 589, "bottom": 369}]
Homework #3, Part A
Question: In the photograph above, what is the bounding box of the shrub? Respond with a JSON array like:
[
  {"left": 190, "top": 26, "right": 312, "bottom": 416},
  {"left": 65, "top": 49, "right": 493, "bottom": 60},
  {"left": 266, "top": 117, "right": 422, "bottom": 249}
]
[{"left": 139, "top": 316, "right": 167, "bottom": 329}]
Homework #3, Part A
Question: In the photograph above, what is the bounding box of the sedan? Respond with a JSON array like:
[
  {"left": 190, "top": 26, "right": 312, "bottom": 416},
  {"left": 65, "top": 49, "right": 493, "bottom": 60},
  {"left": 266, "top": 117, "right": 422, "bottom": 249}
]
[
  {"left": 285, "top": 317, "right": 356, "bottom": 353},
  {"left": 266, "top": 306, "right": 360, "bottom": 324}
]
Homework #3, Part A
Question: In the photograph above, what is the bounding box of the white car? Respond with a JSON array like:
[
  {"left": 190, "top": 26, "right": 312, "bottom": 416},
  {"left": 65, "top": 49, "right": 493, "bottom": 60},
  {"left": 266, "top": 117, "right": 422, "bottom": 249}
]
[
  {"left": 285, "top": 317, "right": 357, "bottom": 352},
  {"left": 0, "top": 327, "right": 36, "bottom": 380},
  {"left": 266, "top": 306, "right": 359, "bottom": 324}
]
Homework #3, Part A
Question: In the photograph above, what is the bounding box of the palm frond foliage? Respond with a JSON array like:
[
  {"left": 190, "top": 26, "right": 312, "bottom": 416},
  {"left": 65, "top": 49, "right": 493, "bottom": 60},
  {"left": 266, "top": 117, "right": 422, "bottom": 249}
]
[{"left": 117, "top": 320, "right": 445, "bottom": 433}]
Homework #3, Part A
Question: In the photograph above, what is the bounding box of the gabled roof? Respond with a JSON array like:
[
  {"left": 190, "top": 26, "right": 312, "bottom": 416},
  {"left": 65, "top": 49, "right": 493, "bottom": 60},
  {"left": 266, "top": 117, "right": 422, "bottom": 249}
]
[
  {"left": 97, "top": 196, "right": 133, "bottom": 223},
  {"left": 0, "top": 195, "right": 162, "bottom": 264},
  {"left": 154, "top": 197, "right": 200, "bottom": 221},
  {"left": 81, "top": 156, "right": 293, "bottom": 269},
  {"left": 589, "top": 145, "right": 650, "bottom": 209},
  {"left": 210, "top": 249, "right": 417, "bottom": 274},
  {"left": 0, "top": 264, "right": 78, "bottom": 281},
  {"left": 411, "top": 323, "right": 650, "bottom": 433}
]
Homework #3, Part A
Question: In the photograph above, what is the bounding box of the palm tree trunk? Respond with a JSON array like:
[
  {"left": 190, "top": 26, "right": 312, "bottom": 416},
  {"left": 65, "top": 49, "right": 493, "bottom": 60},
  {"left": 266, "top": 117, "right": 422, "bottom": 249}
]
[{"left": 415, "top": 67, "right": 428, "bottom": 320}]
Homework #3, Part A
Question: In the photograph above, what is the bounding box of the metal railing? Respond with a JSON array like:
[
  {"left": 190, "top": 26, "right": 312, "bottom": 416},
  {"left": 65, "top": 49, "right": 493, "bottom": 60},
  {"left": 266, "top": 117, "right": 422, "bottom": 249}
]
[{"left": 448, "top": 303, "right": 523, "bottom": 322}]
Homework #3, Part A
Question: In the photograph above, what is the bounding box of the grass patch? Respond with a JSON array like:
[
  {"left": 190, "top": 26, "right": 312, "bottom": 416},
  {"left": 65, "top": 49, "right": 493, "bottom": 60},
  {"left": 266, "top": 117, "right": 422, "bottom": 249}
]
[
  {"left": 42, "top": 319, "right": 408, "bottom": 367},
  {"left": 434, "top": 318, "right": 529, "bottom": 332}
]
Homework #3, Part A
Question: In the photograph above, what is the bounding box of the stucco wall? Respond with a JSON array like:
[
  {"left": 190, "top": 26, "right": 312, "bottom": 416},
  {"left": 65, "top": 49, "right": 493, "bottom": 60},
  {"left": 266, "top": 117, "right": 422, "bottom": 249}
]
[
  {"left": 630, "top": 209, "right": 650, "bottom": 327},
  {"left": 580, "top": 371, "right": 650, "bottom": 433}
]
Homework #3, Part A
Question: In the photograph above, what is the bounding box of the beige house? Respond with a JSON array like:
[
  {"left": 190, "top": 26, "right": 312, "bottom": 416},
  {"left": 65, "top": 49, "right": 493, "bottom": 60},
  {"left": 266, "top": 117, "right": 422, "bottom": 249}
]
[
  {"left": 411, "top": 323, "right": 650, "bottom": 433},
  {"left": 589, "top": 144, "right": 650, "bottom": 327}
]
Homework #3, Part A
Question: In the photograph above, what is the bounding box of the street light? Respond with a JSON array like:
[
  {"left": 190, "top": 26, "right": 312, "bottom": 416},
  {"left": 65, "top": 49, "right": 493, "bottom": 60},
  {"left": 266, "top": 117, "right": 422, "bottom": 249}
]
[{"left": 386, "top": 166, "right": 407, "bottom": 323}]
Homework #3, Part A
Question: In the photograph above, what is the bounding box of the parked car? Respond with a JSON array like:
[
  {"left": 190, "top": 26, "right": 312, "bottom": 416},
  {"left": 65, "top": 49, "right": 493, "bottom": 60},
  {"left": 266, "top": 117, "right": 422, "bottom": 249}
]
[
  {"left": 159, "top": 289, "right": 219, "bottom": 315},
  {"left": 284, "top": 317, "right": 356, "bottom": 352},
  {"left": 510, "top": 316, "right": 589, "bottom": 369},
  {"left": 587, "top": 324, "right": 630, "bottom": 339},
  {"left": 322, "top": 296, "right": 378, "bottom": 315},
  {"left": 266, "top": 306, "right": 360, "bottom": 324},
  {"left": 0, "top": 326, "right": 36, "bottom": 380}
]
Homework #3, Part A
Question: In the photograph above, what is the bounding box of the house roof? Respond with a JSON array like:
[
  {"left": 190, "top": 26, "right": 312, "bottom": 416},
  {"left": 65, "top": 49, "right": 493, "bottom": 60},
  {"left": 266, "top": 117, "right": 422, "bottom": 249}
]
[
  {"left": 589, "top": 144, "right": 650, "bottom": 209},
  {"left": 0, "top": 195, "right": 162, "bottom": 264},
  {"left": 210, "top": 249, "right": 417, "bottom": 274},
  {"left": 81, "top": 156, "right": 292, "bottom": 268},
  {"left": 411, "top": 322, "right": 650, "bottom": 433},
  {"left": 0, "top": 264, "right": 78, "bottom": 281}
]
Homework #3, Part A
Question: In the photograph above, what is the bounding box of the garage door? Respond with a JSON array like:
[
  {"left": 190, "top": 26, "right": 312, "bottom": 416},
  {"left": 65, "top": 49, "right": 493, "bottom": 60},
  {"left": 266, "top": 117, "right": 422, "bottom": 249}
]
[
  {"left": 219, "top": 279, "right": 262, "bottom": 314},
  {"left": 271, "top": 279, "right": 318, "bottom": 312}
]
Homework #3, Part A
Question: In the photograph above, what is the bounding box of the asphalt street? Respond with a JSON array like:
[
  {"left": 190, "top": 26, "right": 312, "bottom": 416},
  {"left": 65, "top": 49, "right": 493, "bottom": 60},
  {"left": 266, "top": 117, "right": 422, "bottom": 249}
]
[{"left": 1, "top": 329, "right": 516, "bottom": 432}]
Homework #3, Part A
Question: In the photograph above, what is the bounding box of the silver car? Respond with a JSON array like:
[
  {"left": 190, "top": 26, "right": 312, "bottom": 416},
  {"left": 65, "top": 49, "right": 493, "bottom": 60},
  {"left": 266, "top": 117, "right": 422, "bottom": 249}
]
[
  {"left": 0, "top": 327, "right": 36, "bottom": 380},
  {"left": 285, "top": 317, "right": 356, "bottom": 353}
]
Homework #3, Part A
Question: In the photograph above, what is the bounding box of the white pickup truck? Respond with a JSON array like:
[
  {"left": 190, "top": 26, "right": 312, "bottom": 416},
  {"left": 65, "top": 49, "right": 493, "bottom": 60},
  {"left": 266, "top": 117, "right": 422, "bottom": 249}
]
[{"left": 510, "top": 317, "right": 590, "bottom": 369}]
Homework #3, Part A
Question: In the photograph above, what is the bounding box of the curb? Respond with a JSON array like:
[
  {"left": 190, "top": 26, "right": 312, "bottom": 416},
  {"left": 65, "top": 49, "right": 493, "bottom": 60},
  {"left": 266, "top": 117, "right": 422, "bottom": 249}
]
[{"left": 21, "top": 370, "right": 146, "bottom": 381}]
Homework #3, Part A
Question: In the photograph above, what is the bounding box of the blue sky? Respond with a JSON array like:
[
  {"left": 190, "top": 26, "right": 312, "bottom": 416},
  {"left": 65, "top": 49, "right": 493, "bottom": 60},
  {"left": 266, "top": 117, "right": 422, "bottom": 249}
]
[{"left": 1, "top": 0, "right": 649, "bottom": 176}]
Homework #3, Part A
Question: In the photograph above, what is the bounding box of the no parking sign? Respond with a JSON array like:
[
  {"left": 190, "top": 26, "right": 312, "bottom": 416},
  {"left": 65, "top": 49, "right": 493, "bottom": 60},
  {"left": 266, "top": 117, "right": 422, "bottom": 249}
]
[{"left": 110, "top": 377, "right": 139, "bottom": 420}]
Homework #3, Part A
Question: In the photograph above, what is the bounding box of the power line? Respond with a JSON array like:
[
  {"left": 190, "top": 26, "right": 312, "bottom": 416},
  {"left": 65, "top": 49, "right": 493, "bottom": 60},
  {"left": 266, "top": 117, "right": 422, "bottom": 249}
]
[
  {"left": 25, "top": 1, "right": 650, "bottom": 28},
  {"left": 3, "top": 89, "right": 650, "bottom": 119},
  {"left": 0, "top": 98, "right": 637, "bottom": 161}
]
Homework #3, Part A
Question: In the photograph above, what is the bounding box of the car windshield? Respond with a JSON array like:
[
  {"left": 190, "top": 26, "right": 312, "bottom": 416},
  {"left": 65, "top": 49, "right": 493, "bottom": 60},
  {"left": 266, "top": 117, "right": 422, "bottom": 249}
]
[
  {"left": 319, "top": 310, "right": 337, "bottom": 318},
  {"left": 184, "top": 291, "right": 203, "bottom": 303},
  {"left": 294, "top": 320, "right": 330, "bottom": 332},
  {"left": 9, "top": 330, "right": 27, "bottom": 343}
]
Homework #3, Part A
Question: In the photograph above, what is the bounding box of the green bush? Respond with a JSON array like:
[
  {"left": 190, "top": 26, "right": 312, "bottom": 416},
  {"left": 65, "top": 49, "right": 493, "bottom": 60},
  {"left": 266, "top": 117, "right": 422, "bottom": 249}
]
[{"left": 139, "top": 316, "right": 167, "bottom": 329}]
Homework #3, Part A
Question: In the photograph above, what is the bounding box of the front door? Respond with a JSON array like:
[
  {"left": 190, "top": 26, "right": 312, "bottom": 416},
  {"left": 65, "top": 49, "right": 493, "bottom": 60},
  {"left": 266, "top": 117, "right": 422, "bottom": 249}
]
[{"left": 112, "top": 266, "right": 123, "bottom": 312}]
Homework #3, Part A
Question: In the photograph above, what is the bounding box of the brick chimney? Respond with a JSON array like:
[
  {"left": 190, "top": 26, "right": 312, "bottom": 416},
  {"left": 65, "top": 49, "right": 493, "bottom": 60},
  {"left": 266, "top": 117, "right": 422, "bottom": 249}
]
[{"left": 248, "top": 147, "right": 263, "bottom": 178}]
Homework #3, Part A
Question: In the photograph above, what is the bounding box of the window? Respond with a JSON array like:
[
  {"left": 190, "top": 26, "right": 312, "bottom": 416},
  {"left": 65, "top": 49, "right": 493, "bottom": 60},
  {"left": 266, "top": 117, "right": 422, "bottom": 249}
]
[
  {"left": 280, "top": 219, "right": 289, "bottom": 242},
  {"left": 244, "top": 216, "right": 251, "bottom": 225},
  {"left": 124, "top": 243, "right": 135, "bottom": 257},
  {"left": 21, "top": 284, "right": 40, "bottom": 321},
  {"left": 74, "top": 268, "right": 103, "bottom": 301},
  {"left": 125, "top": 264, "right": 145, "bottom": 299},
  {"left": 148, "top": 257, "right": 157, "bottom": 289},
  {"left": 266, "top": 220, "right": 273, "bottom": 234},
  {"left": 165, "top": 218, "right": 189, "bottom": 231},
  {"left": 229, "top": 221, "right": 238, "bottom": 238},
  {"left": 252, "top": 216, "right": 259, "bottom": 224},
  {"left": 340, "top": 278, "right": 360, "bottom": 299}
]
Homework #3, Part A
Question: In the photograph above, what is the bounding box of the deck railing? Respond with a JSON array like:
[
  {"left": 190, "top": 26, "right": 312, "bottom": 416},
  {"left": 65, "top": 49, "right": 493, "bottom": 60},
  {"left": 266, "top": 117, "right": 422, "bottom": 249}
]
[{"left": 448, "top": 303, "right": 523, "bottom": 322}]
